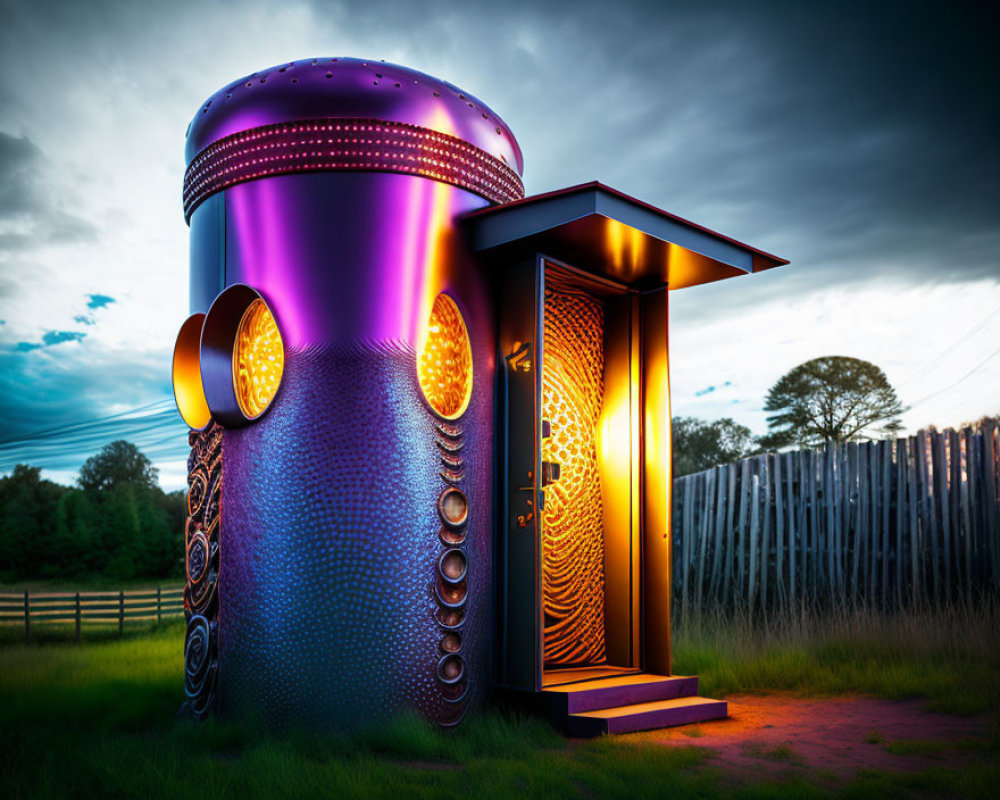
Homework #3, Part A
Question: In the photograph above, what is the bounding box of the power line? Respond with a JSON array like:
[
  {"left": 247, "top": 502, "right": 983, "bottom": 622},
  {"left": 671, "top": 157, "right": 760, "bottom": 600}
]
[
  {"left": 907, "top": 343, "right": 1000, "bottom": 411},
  {"left": 930, "top": 383, "right": 1000, "bottom": 427},
  {"left": 0, "top": 398, "right": 175, "bottom": 446},
  {"left": 898, "top": 306, "right": 1000, "bottom": 387}
]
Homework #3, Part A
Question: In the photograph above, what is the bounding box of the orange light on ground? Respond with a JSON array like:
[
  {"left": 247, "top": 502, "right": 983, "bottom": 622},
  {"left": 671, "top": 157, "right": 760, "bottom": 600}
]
[
  {"left": 172, "top": 313, "right": 211, "bottom": 430},
  {"left": 233, "top": 298, "right": 284, "bottom": 419},
  {"left": 541, "top": 280, "right": 607, "bottom": 667},
  {"left": 417, "top": 293, "right": 473, "bottom": 420}
]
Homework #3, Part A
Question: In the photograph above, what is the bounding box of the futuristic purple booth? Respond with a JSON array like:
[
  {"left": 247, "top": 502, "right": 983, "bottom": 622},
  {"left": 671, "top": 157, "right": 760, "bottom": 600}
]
[{"left": 172, "top": 58, "right": 787, "bottom": 735}]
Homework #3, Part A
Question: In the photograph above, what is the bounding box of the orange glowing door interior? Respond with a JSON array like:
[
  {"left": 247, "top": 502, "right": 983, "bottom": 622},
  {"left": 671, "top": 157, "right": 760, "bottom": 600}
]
[
  {"left": 497, "top": 257, "right": 671, "bottom": 690},
  {"left": 541, "top": 274, "right": 609, "bottom": 666},
  {"left": 540, "top": 265, "right": 645, "bottom": 672}
]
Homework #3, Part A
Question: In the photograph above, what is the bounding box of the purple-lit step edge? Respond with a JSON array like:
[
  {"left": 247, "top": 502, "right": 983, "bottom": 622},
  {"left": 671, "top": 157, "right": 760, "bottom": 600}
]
[
  {"left": 567, "top": 696, "right": 728, "bottom": 736},
  {"left": 543, "top": 674, "right": 699, "bottom": 714}
]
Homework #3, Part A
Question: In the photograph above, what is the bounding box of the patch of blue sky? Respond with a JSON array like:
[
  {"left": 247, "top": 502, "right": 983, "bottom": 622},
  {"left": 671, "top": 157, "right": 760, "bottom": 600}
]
[{"left": 86, "top": 294, "right": 116, "bottom": 310}]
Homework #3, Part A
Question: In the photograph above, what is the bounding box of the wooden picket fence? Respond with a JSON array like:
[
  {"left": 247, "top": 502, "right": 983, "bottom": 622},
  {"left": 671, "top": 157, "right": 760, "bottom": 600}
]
[
  {"left": 0, "top": 586, "right": 184, "bottom": 640},
  {"left": 671, "top": 422, "right": 1000, "bottom": 614}
]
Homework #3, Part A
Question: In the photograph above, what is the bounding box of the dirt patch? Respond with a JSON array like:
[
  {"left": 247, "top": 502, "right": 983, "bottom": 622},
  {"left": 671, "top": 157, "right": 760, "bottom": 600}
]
[{"left": 625, "top": 693, "right": 994, "bottom": 780}]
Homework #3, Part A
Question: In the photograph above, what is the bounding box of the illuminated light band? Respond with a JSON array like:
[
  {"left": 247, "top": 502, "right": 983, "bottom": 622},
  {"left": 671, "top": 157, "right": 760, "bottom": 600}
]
[{"left": 183, "top": 118, "right": 525, "bottom": 221}]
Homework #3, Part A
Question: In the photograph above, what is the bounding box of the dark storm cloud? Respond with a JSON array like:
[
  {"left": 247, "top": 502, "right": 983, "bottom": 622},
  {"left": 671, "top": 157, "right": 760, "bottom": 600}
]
[
  {"left": 2, "top": 0, "right": 995, "bottom": 292},
  {"left": 515, "top": 0, "right": 998, "bottom": 288},
  {"left": 402, "top": 0, "right": 998, "bottom": 322},
  {"left": 0, "top": 131, "right": 98, "bottom": 252},
  {"left": 2, "top": 0, "right": 995, "bottom": 290},
  {"left": 251, "top": 0, "right": 997, "bottom": 297},
  {"left": 0, "top": 0, "right": 996, "bottom": 479}
]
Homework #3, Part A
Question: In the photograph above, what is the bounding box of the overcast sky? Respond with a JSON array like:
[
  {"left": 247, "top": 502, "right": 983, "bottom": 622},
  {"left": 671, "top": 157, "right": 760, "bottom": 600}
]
[{"left": 0, "top": 0, "right": 997, "bottom": 490}]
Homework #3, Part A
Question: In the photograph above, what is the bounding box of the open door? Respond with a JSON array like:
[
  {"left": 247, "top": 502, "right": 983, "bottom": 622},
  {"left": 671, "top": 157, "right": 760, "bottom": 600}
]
[
  {"left": 468, "top": 182, "right": 783, "bottom": 729},
  {"left": 496, "top": 256, "right": 671, "bottom": 692},
  {"left": 496, "top": 256, "right": 544, "bottom": 692}
]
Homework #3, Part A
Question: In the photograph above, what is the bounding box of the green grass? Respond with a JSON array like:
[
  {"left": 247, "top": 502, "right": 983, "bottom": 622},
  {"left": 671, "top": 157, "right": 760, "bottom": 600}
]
[
  {"left": 672, "top": 600, "right": 1000, "bottom": 714},
  {"left": 2, "top": 608, "right": 999, "bottom": 799},
  {"left": 884, "top": 739, "right": 953, "bottom": 757}
]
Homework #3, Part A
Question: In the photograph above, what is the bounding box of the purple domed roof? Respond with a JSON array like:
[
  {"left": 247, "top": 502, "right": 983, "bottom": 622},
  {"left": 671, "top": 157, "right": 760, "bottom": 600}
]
[{"left": 185, "top": 57, "right": 523, "bottom": 175}]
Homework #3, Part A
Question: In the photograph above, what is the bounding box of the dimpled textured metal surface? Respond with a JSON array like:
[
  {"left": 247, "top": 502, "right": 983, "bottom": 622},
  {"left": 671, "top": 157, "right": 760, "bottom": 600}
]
[{"left": 218, "top": 340, "right": 492, "bottom": 729}]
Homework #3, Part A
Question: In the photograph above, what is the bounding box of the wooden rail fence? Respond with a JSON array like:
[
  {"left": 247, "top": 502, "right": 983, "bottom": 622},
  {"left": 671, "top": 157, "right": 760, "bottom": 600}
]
[
  {"left": 0, "top": 586, "right": 184, "bottom": 640},
  {"left": 672, "top": 422, "right": 1000, "bottom": 614}
]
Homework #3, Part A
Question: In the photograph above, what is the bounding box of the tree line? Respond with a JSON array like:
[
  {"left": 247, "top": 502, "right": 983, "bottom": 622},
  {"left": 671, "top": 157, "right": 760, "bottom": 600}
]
[
  {"left": 672, "top": 355, "right": 994, "bottom": 477},
  {"left": 1, "top": 356, "right": 990, "bottom": 581},
  {"left": 0, "top": 441, "right": 186, "bottom": 582}
]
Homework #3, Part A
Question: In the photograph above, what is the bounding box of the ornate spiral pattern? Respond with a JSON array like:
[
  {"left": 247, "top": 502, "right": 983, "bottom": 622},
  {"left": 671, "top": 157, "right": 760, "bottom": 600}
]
[
  {"left": 184, "top": 614, "right": 217, "bottom": 718},
  {"left": 182, "top": 423, "right": 223, "bottom": 720},
  {"left": 541, "top": 279, "right": 607, "bottom": 667}
]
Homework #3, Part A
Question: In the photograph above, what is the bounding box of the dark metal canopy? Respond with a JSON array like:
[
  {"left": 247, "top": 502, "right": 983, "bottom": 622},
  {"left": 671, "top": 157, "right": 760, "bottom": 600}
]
[{"left": 462, "top": 182, "right": 788, "bottom": 290}]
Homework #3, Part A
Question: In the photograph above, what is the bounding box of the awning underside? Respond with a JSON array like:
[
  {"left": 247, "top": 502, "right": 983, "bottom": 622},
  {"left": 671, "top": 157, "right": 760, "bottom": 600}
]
[{"left": 462, "top": 182, "right": 788, "bottom": 290}]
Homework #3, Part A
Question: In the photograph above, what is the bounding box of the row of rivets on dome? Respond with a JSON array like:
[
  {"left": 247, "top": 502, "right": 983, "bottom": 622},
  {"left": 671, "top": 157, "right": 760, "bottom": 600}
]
[
  {"left": 193, "top": 59, "right": 511, "bottom": 139},
  {"left": 182, "top": 118, "right": 523, "bottom": 220}
]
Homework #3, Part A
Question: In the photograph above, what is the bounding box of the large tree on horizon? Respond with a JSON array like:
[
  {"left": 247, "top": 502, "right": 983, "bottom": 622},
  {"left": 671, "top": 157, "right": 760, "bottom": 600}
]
[
  {"left": 77, "top": 440, "right": 159, "bottom": 493},
  {"left": 760, "top": 356, "right": 904, "bottom": 449}
]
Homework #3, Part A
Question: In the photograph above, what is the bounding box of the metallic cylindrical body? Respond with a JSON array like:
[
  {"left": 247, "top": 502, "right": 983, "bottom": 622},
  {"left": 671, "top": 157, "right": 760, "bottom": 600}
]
[{"left": 177, "top": 58, "right": 524, "bottom": 729}]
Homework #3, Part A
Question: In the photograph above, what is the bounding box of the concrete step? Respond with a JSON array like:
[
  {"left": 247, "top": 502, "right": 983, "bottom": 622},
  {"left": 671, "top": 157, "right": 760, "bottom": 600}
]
[
  {"left": 542, "top": 673, "right": 699, "bottom": 714},
  {"left": 567, "top": 696, "right": 728, "bottom": 736}
]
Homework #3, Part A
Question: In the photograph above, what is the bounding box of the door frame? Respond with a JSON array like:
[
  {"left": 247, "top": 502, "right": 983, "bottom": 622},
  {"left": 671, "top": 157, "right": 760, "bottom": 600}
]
[{"left": 494, "top": 253, "right": 672, "bottom": 692}]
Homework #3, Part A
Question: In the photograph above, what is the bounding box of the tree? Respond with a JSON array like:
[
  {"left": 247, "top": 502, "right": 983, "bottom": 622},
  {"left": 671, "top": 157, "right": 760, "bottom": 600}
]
[
  {"left": 760, "top": 356, "right": 903, "bottom": 449},
  {"left": 0, "top": 465, "right": 67, "bottom": 579},
  {"left": 78, "top": 440, "right": 159, "bottom": 493},
  {"left": 672, "top": 416, "right": 757, "bottom": 477},
  {"left": 55, "top": 490, "right": 96, "bottom": 576},
  {"left": 0, "top": 442, "right": 182, "bottom": 582}
]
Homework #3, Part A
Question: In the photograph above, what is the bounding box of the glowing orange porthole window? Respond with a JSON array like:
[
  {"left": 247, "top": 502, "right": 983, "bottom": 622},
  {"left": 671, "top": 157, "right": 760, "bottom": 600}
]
[
  {"left": 172, "top": 314, "right": 211, "bottom": 430},
  {"left": 417, "top": 293, "right": 472, "bottom": 420},
  {"left": 232, "top": 298, "right": 284, "bottom": 419}
]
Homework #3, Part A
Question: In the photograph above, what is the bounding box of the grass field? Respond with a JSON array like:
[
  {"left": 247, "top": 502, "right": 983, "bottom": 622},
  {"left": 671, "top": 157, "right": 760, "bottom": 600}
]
[
  {"left": 677, "top": 599, "right": 1000, "bottom": 715},
  {"left": 1, "top": 604, "right": 998, "bottom": 799}
]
